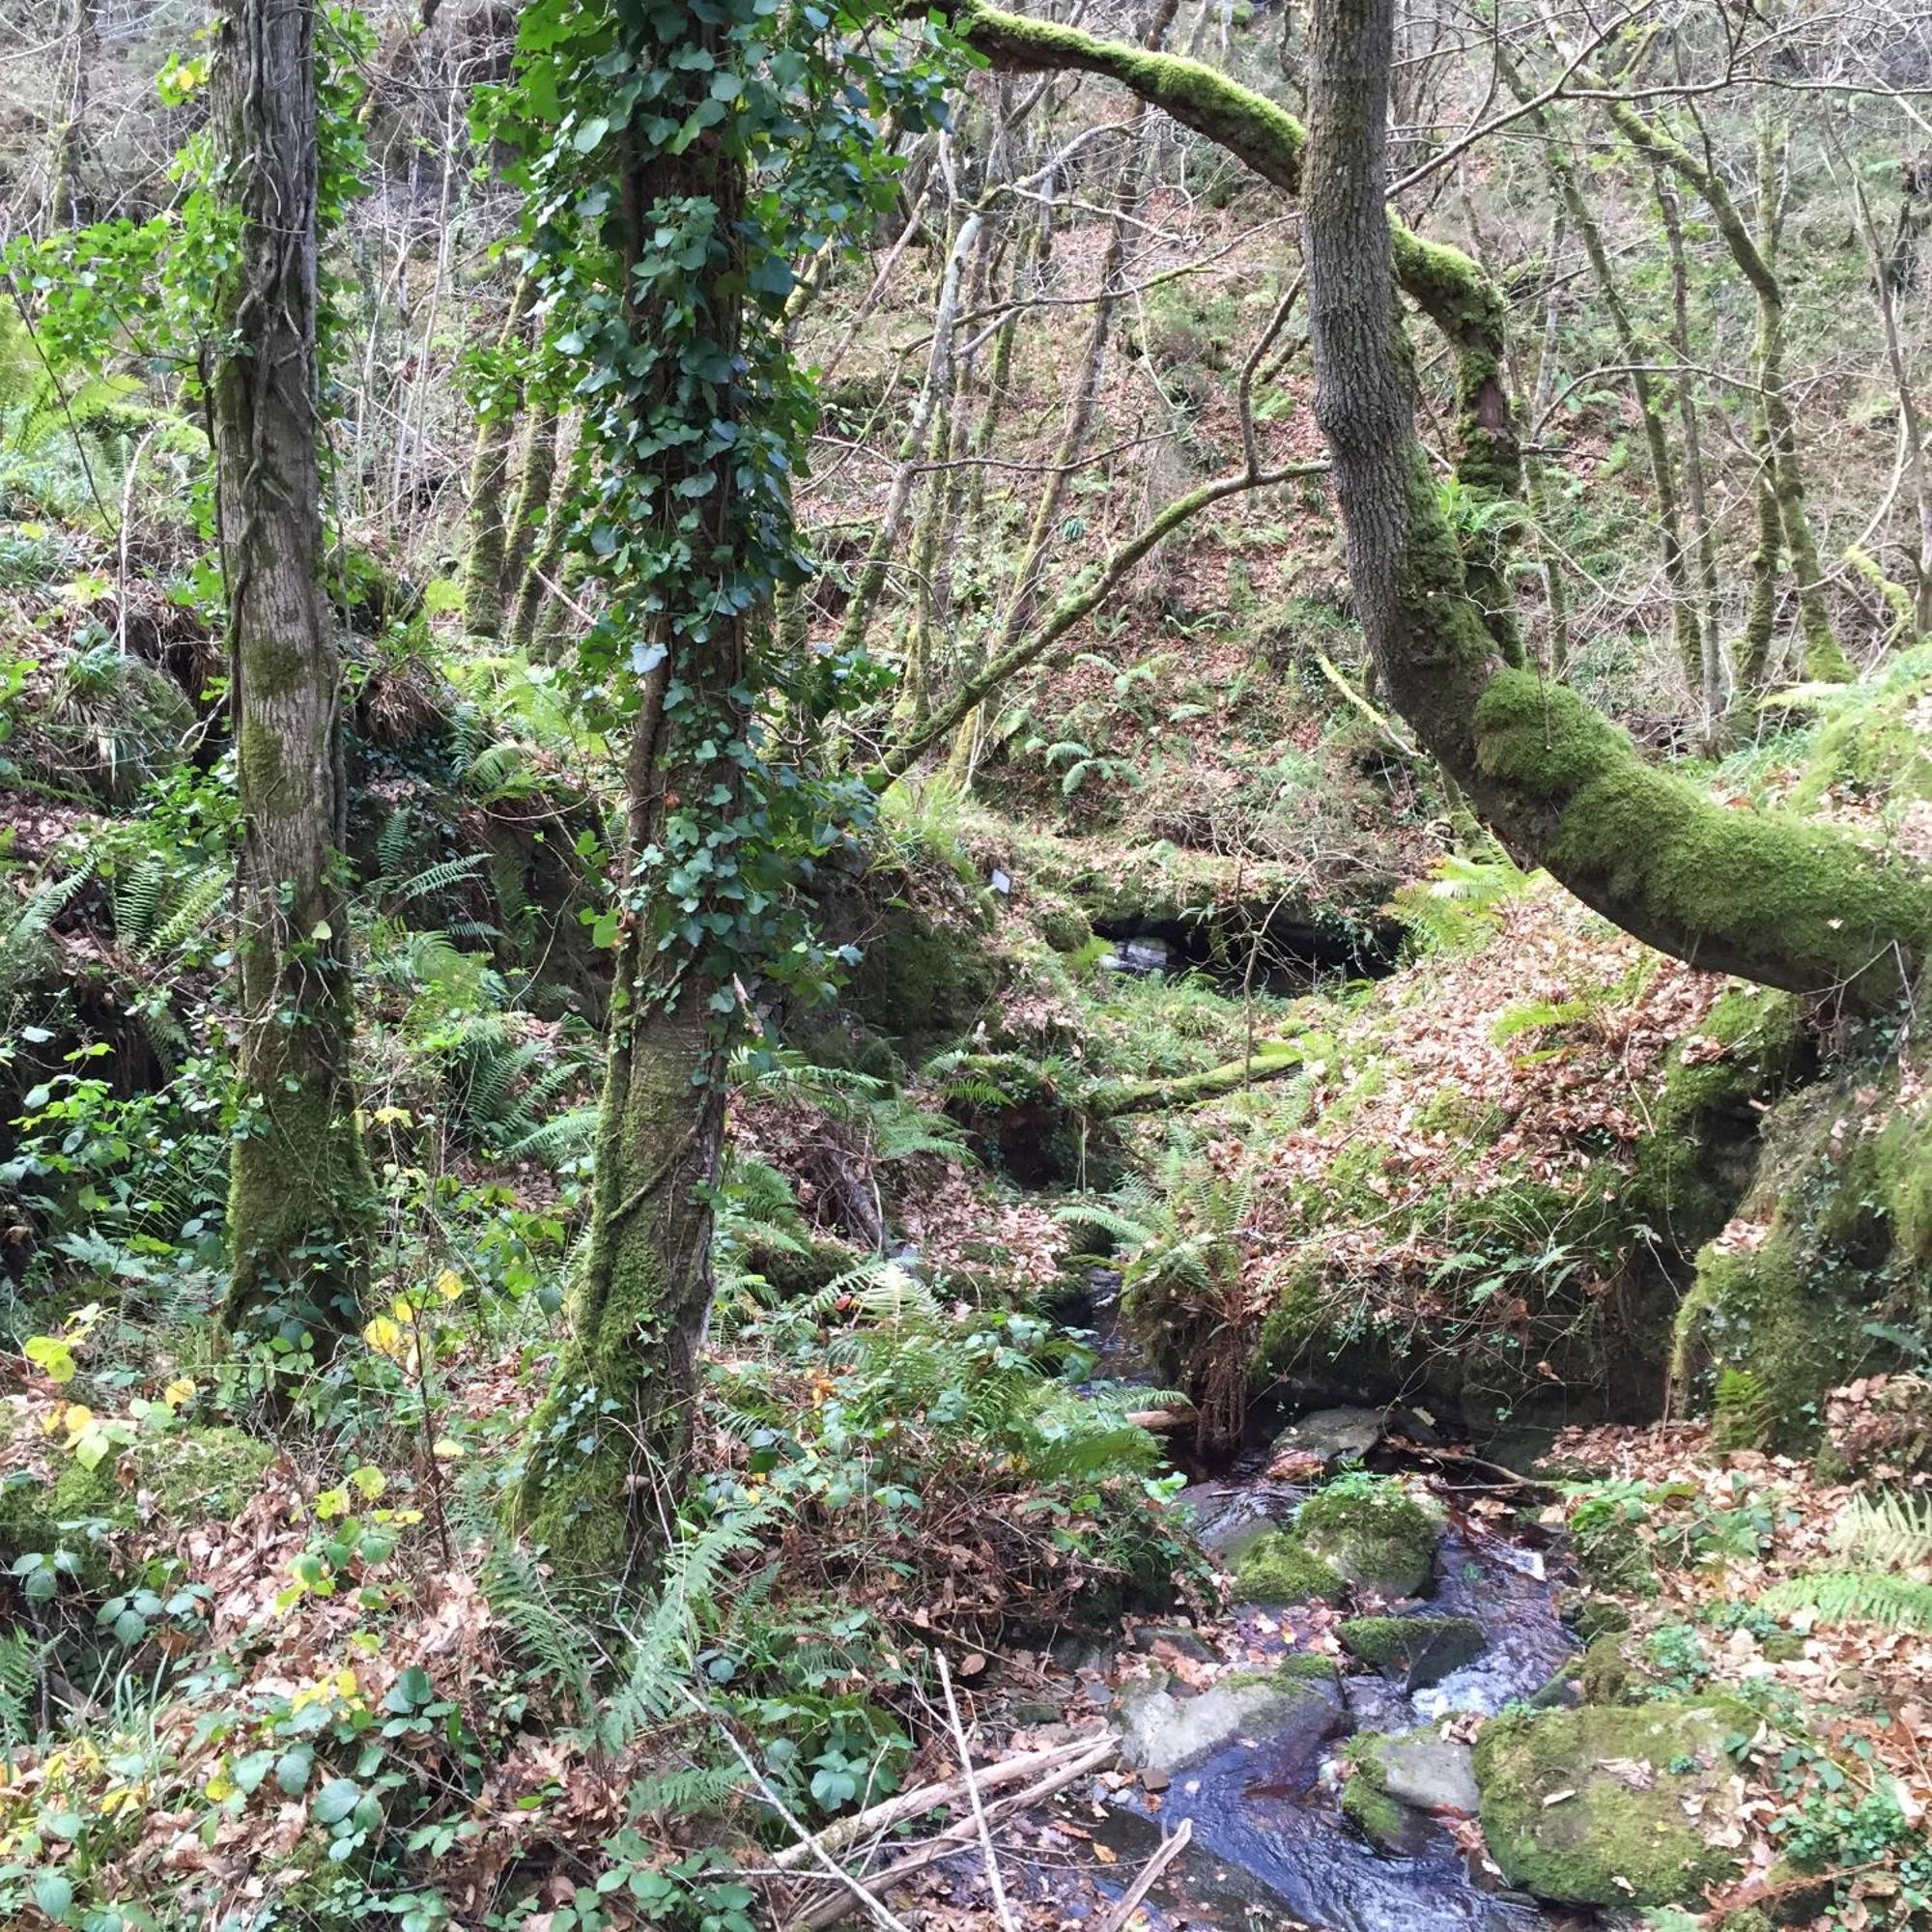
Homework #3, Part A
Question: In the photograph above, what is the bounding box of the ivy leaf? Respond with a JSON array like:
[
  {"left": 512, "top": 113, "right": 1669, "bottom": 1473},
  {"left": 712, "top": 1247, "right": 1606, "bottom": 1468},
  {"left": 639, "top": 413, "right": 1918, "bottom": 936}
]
[{"left": 572, "top": 115, "right": 610, "bottom": 153}]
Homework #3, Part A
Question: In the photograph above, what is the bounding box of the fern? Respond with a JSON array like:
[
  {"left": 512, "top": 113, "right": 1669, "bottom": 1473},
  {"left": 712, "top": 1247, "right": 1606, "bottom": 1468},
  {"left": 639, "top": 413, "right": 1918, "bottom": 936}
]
[
  {"left": 0, "top": 1628, "right": 41, "bottom": 1747},
  {"left": 626, "top": 1764, "right": 742, "bottom": 1820},
  {"left": 1386, "top": 850, "right": 1531, "bottom": 956},
  {"left": 1828, "top": 1492, "right": 1932, "bottom": 1573},
  {"left": 1757, "top": 1570, "right": 1932, "bottom": 1632},
  {"left": 1712, "top": 1368, "right": 1774, "bottom": 1452},
  {"left": 592, "top": 1505, "right": 775, "bottom": 1751}
]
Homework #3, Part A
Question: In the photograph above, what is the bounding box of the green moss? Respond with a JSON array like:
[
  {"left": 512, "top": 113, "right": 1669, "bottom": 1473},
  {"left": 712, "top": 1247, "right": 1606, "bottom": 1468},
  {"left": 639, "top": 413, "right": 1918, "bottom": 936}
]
[
  {"left": 1272, "top": 1651, "right": 1342, "bottom": 1684},
  {"left": 1473, "top": 1701, "right": 1746, "bottom": 1907},
  {"left": 1572, "top": 1507, "right": 1660, "bottom": 1599},
  {"left": 1337, "top": 1614, "right": 1485, "bottom": 1687},
  {"left": 1577, "top": 1632, "right": 1632, "bottom": 1704},
  {"left": 1569, "top": 1595, "right": 1632, "bottom": 1644},
  {"left": 134, "top": 1425, "right": 276, "bottom": 1522},
  {"left": 0, "top": 1456, "right": 130, "bottom": 1586},
  {"left": 1342, "top": 1762, "right": 1410, "bottom": 1854},
  {"left": 1231, "top": 1531, "right": 1345, "bottom": 1606},
  {"left": 1035, "top": 901, "right": 1093, "bottom": 952},
  {"left": 1473, "top": 670, "right": 1932, "bottom": 1008},
  {"left": 1293, "top": 1481, "right": 1440, "bottom": 1599}
]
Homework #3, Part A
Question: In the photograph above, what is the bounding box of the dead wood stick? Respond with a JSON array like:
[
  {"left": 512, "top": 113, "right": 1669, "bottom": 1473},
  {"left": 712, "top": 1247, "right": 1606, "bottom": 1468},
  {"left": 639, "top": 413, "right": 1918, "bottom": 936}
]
[
  {"left": 936, "top": 1649, "right": 1018, "bottom": 1932},
  {"left": 771, "top": 1732, "right": 1110, "bottom": 1870},
  {"left": 696, "top": 1699, "right": 918, "bottom": 1932},
  {"left": 1123, "top": 1406, "right": 1195, "bottom": 1432},
  {"left": 785, "top": 1731, "right": 1119, "bottom": 1932},
  {"left": 1096, "top": 1815, "right": 1193, "bottom": 1932}
]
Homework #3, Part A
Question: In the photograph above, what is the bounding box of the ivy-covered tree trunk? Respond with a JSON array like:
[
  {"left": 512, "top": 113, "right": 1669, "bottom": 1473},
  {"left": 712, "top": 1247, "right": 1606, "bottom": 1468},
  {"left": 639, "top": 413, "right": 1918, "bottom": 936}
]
[
  {"left": 942, "top": 0, "right": 1932, "bottom": 1009},
  {"left": 508, "top": 57, "right": 749, "bottom": 1583},
  {"left": 211, "top": 0, "right": 373, "bottom": 1340}
]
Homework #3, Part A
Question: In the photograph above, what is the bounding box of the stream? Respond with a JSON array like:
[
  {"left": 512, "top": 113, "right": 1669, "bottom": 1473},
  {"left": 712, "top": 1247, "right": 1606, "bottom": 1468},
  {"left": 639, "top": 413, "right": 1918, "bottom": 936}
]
[
  {"left": 993, "top": 1288, "right": 1589, "bottom": 1931},
  {"left": 1073, "top": 1512, "right": 1581, "bottom": 1932}
]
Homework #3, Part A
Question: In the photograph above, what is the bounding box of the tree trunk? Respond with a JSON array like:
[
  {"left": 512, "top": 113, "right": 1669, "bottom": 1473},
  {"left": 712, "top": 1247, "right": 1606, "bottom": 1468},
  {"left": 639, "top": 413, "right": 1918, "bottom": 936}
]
[
  {"left": 508, "top": 64, "right": 749, "bottom": 1582},
  {"left": 211, "top": 0, "right": 373, "bottom": 1341},
  {"left": 460, "top": 276, "right": 537, "bottom": 643},
  {"left": 944, "top": 1, "right": 1932, "bottom": 1010}
]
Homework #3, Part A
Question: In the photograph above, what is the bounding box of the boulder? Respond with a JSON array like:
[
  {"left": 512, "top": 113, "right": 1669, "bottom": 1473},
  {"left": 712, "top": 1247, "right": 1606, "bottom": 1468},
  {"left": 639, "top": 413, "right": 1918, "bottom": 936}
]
[
  {"left": 1472, "top": 1700, "right": 1747, "bottom": 1907},
  {"left": 1337, "top": 1615, "right": 1486, "bottom": 1689},
  {"left": 1293, "top": 1480, "right": 1440, "bottom": 1600},
  {"left": 1179, "top": 1482, "right": 1300, "bottom": 1564},
  {"left": 1344, "top": 1726, "right": 1480, "bottom": 1854},
  {"left": 1116, "top": 1663, "right": 1341, "bottom": 1779},
  {"left": 1371, "top": 1729, "right": 1481, "bottom": 1816},
  {"left": 1268, "top": 1406, "right": 1385, "bottom": 1471},
  {"left": 1230, "top": 1530, "right": 1345, "bottom": 1606}
]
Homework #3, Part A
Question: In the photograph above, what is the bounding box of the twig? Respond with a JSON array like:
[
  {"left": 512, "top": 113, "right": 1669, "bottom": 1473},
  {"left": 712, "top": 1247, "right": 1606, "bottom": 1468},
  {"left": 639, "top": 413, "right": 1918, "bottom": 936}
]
[
  {"left": 1096, "top": 1816, "right": 1193, "bottom": 1932},
  {"left": 785, "top": 1732, "right": 1119, "bottom": 1931},
  {"left": 771, "top": 1733, "right": 1113, "bottom": 1870},
  {"left": 697, "top": 1699, "right": 918, "bottom": 1932},
  {"left": 936, "top": 1650, "right": 1017, "bottom": 1932}
]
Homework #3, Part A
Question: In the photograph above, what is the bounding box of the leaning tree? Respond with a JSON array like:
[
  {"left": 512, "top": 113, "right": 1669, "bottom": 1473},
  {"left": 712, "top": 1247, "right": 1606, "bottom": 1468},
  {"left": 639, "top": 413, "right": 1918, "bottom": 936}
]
[{"left": 934, "top": 0, "right": 1931, "bottom": 1011}]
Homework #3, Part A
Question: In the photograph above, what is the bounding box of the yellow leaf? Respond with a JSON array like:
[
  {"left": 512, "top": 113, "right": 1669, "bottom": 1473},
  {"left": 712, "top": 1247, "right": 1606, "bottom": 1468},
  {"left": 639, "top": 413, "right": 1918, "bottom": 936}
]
[
  {"left": 435, "top": 1269, "right": 464, "bottom": 1302},
  {"left": 205, "top": 1768, "right": 238, "bottom": 1803},
  {"left": 373, "top": 1105, "right": 413, "bottom": 1125},
  {"left": 431, "top": 1438, "right": 467, "bottom": 1462},
  {"left": 61, "top": 1403, "right": 94, "bottom": 1440},
  {"left": 362, "top": 1315, "right": 405, "bottom": 1358},
  {"left": 349, "top": 1463, "right": 386, "bottom": 1501},
  {"left": 162, "top": 1378, "right": 196, "bottom": 1407},
  {"left": 315, "top": 1487, "right": 350, "bottom": 1522}
]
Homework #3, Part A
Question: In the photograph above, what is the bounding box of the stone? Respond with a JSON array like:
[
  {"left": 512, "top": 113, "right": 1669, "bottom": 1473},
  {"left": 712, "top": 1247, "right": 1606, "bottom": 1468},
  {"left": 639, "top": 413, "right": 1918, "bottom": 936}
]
[
  {"left": 1472, "top": 1699, "right": 1747, "bottom": 1908},
  {"left": 1372, "top": 1729, "right": 1481, "bottom": 1816},
  {"left": 1337, "top": 1615, "right": 1487, "bottom": 1689},
  {"left": 1231, "top": 1531, "right": 1345, "bottom": 1606},
  {"left": 1269, "top": 1406, "right": 1385, "bottom": 1469},
  {"left": 1116, "top": 1665, "right": 1341, "bottom": 1778},
  {"left": 1179, "top": 1482, "right": 1299, "bottom": 1563},
  {"left": 1127, "top": 1623, "right": 1217, "bottom": 1663},
  {"left": 1293, "top": 1480, "right": 1441, "bottom": 1600}
]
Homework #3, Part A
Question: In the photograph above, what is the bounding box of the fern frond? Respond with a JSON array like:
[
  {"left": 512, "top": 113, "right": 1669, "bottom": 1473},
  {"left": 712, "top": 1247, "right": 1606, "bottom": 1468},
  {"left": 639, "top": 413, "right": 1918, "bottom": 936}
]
[{"left": 1758, "top": 1570, "right": 1932, "bottom": 1632}]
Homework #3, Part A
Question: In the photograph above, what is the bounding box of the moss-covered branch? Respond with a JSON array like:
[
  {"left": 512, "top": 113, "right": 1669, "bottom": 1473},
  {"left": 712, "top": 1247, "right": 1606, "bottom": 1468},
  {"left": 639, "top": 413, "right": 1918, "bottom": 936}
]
[
  {"left": 1089, "top": 1041, "right": 1307, "bottom": 1117},
  {"left": 939, "top": 0, "right": 1932, "bottom": 1010}
]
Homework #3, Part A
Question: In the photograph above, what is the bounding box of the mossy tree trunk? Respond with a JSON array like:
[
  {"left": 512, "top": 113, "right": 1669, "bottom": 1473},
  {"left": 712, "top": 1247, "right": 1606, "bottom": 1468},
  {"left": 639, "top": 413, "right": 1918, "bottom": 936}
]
[
  {"left": 459, "top": 276, "right": 537, "bottom": 644},
  {"left": 942, "top": 1, "right": 1932, "bottom": 1009},
  {"left": 507, "top": 101, "right": 747, "bottom": 1585},
  {"left": 211, "top": 0, "right": 374, "bottom": 1342}
]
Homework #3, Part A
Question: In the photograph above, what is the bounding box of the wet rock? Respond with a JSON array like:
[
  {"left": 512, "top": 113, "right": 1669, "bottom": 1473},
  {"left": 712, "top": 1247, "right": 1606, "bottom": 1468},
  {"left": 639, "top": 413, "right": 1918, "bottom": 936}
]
[
  {"left": 1293, "top": 1482, "right": 1441, "bottom": 1600},
  {"left": 1231, "top": 1531, "right": 1345, "bottom": 1606},
  {"left": 1368, "top": 1729, "right": 1481, "bottom": 1816},
  {"left": 1472, "top": 1699, "right": 1747, "bottom": 1907},
  {"left": 1116, "top": 1664, "right": 1342, "bottom": 1778},
  {"left": 1127, "top": 1623, "right": 1217, "bottom": 1663},
  {"left": 1179, "top": 1482, "right": 1301, "bottom": 1563},
  {"left": 1338, "top": 1615, "right": 1487, "bottom": 1689},
  {"left": 1269, "top": 1406, "right": 1386, "bottom": 1470}
]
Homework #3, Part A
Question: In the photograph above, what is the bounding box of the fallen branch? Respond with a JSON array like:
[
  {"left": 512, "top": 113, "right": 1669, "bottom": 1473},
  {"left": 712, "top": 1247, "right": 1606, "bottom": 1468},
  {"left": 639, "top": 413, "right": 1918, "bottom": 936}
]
[
  {"left": 1123, "top": 1405, "right": 1196, "bottom": 1433},
  {"left": 1096, "top": 1816, "right": 1194, "bottom": 1932},
  {"left": 784, "top": 1730, "right": 1120, "bottom": 1931},
  {"left": 1088, "top": 1040, "right": 1306, "bottom": 1117},
  {"left": 936, "top": 1648, "right": 1017, "bottom": 1932},
  {"left": 769, "top": 1732, "right": 1112, "bottom": 1870}
]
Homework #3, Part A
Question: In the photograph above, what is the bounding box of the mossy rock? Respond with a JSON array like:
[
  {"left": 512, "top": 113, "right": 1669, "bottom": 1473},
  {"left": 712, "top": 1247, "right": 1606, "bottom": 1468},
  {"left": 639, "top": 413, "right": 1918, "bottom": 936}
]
[
  {"left": 1230, "top": 1530, "right": 1344, "bottom": 1606},
  {"left": 1342, "top": 1766, "right": 1414, "bottom": 1855},
  {"left": 1577, "top": 1632, "right": 1632, "bottom": 1704},
  {"left": 1571, "top": 1507, "right": 1659, "bottom": 1598},
  {"left": 1473, "top": 1700, "right": 1747, "bottom": 1907},
  {"left": 1293, "top": 1482, "right": 1440, "bottom": 1599},
  {"left": 0, "top": 1456, "right": 130, "bottom": 1586},
  {"left": 1337, "top": 1614, "right": 1485, "bottom": 1688},
  {"left": 134, "top": 1424, "right": 277, "bottom": 1521},
  {"left": 1673, "top": 1041, "right": 1932, "bottom": 1446},
  {"left": 1567, "top": 1594, "right": 1632, "bottom": 1644}
]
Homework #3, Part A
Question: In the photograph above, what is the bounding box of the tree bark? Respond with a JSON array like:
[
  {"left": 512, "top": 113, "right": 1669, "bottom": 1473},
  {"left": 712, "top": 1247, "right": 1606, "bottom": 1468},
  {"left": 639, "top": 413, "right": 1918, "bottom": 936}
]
[
  {"left": 211, "top": 0, "right": 373, "bottom": 1341},
  {"left": 460, "top": 276, "right": 537, "bottom": 643},
  {"left": 508, "top": 63, "right": 749, "bottom": 1582},
  {"left": 942, "top": 0, "right": 1932, "bottom": 1009}
]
